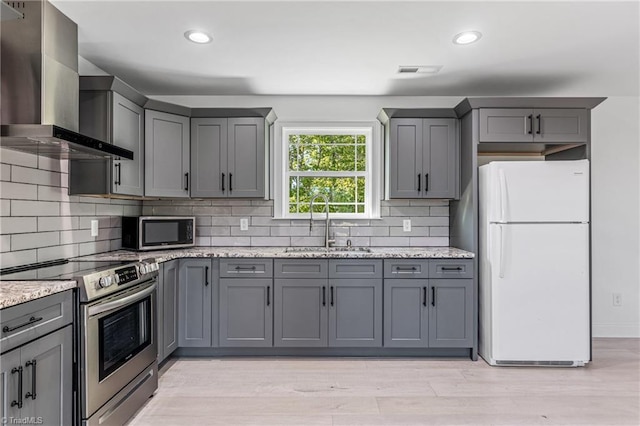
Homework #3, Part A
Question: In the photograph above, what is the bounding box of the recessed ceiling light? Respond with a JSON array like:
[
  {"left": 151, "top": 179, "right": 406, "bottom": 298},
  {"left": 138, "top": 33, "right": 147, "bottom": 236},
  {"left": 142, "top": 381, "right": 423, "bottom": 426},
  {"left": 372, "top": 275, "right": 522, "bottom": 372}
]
[
  {"left": 398, "top": 65, "right": 443, "bottom": 74},
  {"left": 453, "top": 31, "right": 482, "bottom": 45},
  {"left": 184, "top": 30, "right": 213, "bottom": 44}
]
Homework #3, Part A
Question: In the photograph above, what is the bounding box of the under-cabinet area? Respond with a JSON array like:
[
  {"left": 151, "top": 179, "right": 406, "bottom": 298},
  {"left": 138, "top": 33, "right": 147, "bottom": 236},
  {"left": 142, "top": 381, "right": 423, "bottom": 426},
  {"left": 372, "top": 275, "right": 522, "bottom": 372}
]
[{"left": 155, "top": 256, "right": 474, "bottom": 360}]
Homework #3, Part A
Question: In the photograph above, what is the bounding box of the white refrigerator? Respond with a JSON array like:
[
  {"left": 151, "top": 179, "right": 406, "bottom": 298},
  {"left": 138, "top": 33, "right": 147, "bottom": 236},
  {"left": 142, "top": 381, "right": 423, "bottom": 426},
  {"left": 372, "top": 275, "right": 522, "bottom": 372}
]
[{"left": 478, "top": 160, "right": 590, "bottom": 367}]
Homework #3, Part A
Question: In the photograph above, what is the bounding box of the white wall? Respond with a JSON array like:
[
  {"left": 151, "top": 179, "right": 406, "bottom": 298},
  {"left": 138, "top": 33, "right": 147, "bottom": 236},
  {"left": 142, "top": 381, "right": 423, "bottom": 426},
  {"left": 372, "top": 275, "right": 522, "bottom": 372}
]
[
  {"left": 153, "top": 94, "right": 640, "bottom": 337},
  {"left": 590, "top": 96, "right": 640, "bottom": 337}
]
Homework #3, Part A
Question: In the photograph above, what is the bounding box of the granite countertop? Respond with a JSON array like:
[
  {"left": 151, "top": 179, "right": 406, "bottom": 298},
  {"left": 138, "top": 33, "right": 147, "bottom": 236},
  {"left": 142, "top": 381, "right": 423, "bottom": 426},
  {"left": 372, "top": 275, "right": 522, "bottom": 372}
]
[
  {"left": 0, "top": 246, "right": 473, "bottom": 309},
  {"left": 72, "top": 246, "right": 475, "bottom": 263},
  {"left": 0, "top": 280, "right": 77, "bottom": 310}
]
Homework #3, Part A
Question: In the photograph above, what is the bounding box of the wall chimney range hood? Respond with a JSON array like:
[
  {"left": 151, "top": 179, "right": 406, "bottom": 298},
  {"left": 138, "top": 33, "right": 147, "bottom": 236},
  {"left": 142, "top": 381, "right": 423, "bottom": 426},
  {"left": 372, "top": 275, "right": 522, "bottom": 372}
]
[{"left": 0, "top": 0, "right": 133, "bottom": 160}]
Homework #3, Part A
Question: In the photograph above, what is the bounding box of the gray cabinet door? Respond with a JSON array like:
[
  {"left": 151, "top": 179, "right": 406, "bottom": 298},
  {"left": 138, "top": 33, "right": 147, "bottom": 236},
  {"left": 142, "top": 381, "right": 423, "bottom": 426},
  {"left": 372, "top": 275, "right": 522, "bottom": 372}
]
[
  {"left": 227, "top": 118, "right": 265, "bottom": 198},
  {"left": 328, "top": 279, "right": 382, "bottom": 347},
  {"left": 20, "top": 325, "right": 73, "bottom": 426},
  {"left": 219, "top": 278, "right": 272, "bottom": 347},
  {"left": 191, "top": 118, "right": 227, "bottom": 198},
  {"left": 0, "top": 347, "right": 20, "bottom": 422},
  {"left": 274, "top": 279, "right": 328, "bottom": 347},
  {"left": 178, "top": 259, "right": 212, "bottom": 347},
  {"left": 423, "top": 118, "right": 457, "bottom": 199},
  {"left": 479, "top": 109, "right": 533, "bottom": 143},
  {"left": 145, "top": 110, "right": 190, "bottom": 198},
  {"left": 383, "top": 280, "right": 428, "bottom": 348},
  {"left": 112, "top": 92, "right": 144, "bottom": 196},
  {"left": 428, "top": 279, "right": 473, "bottom": 348},
  {"left": 389, "top": 119, "right": 423, "bottom": 198},
  {"left": 160, "top": 260, "right": 179, "bottom": 361},
  {"left": 534, "top": 109, "right": 588, "bottom": 143}
]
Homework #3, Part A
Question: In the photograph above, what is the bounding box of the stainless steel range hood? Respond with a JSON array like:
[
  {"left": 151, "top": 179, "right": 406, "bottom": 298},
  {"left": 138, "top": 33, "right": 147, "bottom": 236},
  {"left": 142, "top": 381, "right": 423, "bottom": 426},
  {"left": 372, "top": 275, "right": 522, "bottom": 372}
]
[{"left": 0, "top": 0, "right": 133, "bottom": 160}]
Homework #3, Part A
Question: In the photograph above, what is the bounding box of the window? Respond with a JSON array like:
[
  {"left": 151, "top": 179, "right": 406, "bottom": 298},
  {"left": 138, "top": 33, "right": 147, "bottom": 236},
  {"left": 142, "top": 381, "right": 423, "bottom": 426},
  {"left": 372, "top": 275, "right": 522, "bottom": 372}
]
[{"left": 274, "top": 122, "right": 381, "bottom": 219}]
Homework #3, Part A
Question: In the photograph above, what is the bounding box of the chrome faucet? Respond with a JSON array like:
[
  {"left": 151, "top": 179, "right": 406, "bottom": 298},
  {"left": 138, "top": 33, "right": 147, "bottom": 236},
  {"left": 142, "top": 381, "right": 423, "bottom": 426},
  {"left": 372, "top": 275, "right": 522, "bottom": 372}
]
[{"left": 309, "top": 193, "right": 335, "bottom": 250}]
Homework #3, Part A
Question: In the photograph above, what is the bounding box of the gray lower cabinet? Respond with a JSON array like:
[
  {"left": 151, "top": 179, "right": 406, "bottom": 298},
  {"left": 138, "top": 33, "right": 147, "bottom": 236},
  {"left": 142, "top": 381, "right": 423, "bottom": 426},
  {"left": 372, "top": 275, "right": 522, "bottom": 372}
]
[
  {"left": 219, "top": 278, "right": 272, "bottom": 347},
  {"left": 479, "top": 108, "right": 588, "bottom": 143},
  {"left": 274, "top": 279, "right": 328, "bottom": 347},
  {"left": 0, "top": 325, "right": 73, "bottom": 426},
  {"left": 389, "top": 118, "right": 458, "bottom": 199},
  {"left": 328, "top": 279, "right": 382, "bottom": 347},
  {"left": 383, "top": 279, "right": 429, "bottom": 348},
  {"left": 178, "top": 259, "right": 213, "bottom": 347},
  {"left": 428, "top": 279, "right": 473, "bottom": 348},
  {"left": 190, "top": 117, "right": 265, "bottom": 198},
  {"left": 145, "top": 109, "right": 190, "bottom": 197},
  {"left": 158, "top": 260, "right": 179, "bottom": 362}
]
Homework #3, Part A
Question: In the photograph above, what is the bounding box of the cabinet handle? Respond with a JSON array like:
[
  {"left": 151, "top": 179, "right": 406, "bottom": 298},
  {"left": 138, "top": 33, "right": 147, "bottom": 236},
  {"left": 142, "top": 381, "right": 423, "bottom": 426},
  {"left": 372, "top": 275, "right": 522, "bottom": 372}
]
[
  {"left": 431, "top": 287, "right": 436, "bottom": 307},
  {"left": 527, "top": 115, "right": 533, "bottom": 134},
  {"left": 536, "top": 114, "right": 541, "bottom": 135},
  {"left": 330, "top": 286, "right": 334, "bottom": 307},
  {"left": 417, "top": 174, "right": 421, "bottom": 192},
  {"left": 221, "top": 173, "right": 225, "bottom": 192},
  {"left": 395, "top": 266, "right": 417, "bottom": 272},
  {"left": 229, "top": 173, "right": 233, "bottom": 192},
  {"left": 3, "top": 316, "right": 43, "bottom": 333},
  {"left": 423, "top": 286, "right": 427, "bottom": 307},
  {"left": 425, "top": 173, "right": 429, "bottom": 192},
  {"left": 267, "top": 286, "right": 270, "bottom": 306},
  {"left": 114, "top": 163, "right": 121, "bottom": 186},
  {"left": 322, "top": 286, "right": 326, "bottom": 306},
  {"left": 205, "top": 266, "right": 209, "bottom": 286},
  {"left": 25, "top": 359, "right": 36, "bottom": 400},
  {"left": 184, "top": 173, "right": 189, "bottom": 191},
  {"left": 11, "top": 366, "right": 23, "bottom": 408},
  {"left": 441, "top": 266, "right": 463, "bottom": 271},
  {"left": 235, "top": 265, "right": 257, "bottom": 271}
]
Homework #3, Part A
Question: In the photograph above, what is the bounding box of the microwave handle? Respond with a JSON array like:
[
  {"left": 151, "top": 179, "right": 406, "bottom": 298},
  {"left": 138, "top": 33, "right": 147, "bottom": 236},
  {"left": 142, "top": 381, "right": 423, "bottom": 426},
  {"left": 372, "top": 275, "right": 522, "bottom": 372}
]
[{"left": 88, "top": 280, "right": 156, "bottom": 318}]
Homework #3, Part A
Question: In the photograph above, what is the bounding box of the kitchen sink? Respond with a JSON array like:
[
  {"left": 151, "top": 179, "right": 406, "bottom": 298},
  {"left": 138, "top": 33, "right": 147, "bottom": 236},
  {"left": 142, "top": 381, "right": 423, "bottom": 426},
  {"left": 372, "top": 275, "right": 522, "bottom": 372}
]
[{"left": 284, "top": 246, "right": 372, "bottom": 253}]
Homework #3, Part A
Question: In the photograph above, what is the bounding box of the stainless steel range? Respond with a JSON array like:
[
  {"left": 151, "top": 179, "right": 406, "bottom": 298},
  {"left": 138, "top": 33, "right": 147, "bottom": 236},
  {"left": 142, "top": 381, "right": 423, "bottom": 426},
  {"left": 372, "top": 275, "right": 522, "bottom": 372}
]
[{"left": 75, "top": 259, "right": 159, "bottom": 426}]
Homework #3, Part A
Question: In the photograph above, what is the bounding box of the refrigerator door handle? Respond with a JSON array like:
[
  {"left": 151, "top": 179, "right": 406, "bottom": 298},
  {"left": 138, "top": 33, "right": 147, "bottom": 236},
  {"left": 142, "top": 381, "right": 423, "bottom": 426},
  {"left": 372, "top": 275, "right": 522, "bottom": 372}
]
[
  {"left": 499, "top": 224, "right": 505, "bottom": 278},
  {"left": 499, "top": 169, "right": 507, "bottom": 222}
]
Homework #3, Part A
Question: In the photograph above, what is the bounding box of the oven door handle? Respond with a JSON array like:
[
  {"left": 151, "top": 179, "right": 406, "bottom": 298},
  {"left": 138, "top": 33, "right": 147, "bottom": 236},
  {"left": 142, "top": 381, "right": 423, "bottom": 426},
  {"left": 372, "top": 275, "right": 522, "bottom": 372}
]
[{"left": 88, "top": 282, "right": 156, "bottom": 318}]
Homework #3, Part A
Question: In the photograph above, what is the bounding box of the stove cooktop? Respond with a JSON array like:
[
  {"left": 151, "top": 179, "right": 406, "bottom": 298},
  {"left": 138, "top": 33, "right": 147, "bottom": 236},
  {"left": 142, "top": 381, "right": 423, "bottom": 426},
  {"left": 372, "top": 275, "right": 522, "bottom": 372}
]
[{"left": 0, "top": 259, "right": 135, "bottom": 281}]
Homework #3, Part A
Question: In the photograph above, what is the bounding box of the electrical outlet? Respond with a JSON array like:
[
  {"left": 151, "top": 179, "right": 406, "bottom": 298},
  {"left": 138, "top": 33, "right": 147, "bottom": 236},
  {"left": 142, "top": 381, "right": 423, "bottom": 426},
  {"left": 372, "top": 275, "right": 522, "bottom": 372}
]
[
  {"left": 90, "top": 220, "right": 99, "bottom": 237},
  {"left": 613, "top": 293, "right": 622, "bottom": 307},
  {"left": 240, "top": 218, "right": 249, "bottom": 231},
  {"left": 403, "top": 219, "right": 411, "bottom": 232}
]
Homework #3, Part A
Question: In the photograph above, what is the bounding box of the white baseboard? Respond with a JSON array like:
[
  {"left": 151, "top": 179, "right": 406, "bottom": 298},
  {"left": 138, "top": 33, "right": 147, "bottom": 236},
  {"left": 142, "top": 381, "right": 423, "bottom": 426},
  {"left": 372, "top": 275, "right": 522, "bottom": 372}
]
[{"left": 593, "top": 323, "right": 640, "bottom": 338}]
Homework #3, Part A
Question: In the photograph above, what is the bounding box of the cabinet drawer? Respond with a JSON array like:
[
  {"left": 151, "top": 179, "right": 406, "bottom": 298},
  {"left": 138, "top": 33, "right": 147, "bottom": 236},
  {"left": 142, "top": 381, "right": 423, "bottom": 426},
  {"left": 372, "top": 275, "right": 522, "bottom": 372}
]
[
  {"left": 1, "top": 290, "right": 74, "bottom": 354},
  {"left": 384, "top": 260, "right": 429, "bottom": 279},
  {"left": 220, "top": 258, "right": 273, "bottom": 278},
  {"left": 429, "top": 259, "right": 474, "bottom": 279},
  {"left": 274, "top": 259, "right": 328, "bottom": 279},
  {"left": 329, "top": 259, "right": 382, "bottom": 279}
]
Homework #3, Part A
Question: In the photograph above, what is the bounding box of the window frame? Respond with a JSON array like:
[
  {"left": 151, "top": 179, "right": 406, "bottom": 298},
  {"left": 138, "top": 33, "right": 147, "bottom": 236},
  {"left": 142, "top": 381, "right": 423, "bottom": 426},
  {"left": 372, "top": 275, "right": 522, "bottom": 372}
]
[{"left": 273, "top": 121, "right": 381, "bottom": 219}]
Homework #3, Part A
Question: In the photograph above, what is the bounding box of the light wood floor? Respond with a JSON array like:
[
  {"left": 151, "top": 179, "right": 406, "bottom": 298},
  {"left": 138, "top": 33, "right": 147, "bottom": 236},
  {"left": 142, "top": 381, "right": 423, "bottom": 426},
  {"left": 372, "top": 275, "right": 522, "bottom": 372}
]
[{"left": 128, "top": 338, "right": 639, "bottom": 425}]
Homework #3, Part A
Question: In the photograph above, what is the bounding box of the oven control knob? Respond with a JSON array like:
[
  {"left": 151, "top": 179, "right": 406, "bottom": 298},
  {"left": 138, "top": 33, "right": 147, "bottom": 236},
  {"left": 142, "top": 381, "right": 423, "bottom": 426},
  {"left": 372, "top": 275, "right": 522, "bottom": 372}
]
[
  {"left": 138, "top": 264, "right": 147, "bottom": 275},
  {"left": 98, "top": 276, "right": 113, "bottom": 288}
]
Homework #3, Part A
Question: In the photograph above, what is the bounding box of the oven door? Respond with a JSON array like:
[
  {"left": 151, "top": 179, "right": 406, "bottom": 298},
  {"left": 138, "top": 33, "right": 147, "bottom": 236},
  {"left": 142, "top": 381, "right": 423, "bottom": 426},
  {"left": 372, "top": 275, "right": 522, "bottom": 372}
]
[{"left": 81, "top": 278, "right": 157, "bottom": 418}]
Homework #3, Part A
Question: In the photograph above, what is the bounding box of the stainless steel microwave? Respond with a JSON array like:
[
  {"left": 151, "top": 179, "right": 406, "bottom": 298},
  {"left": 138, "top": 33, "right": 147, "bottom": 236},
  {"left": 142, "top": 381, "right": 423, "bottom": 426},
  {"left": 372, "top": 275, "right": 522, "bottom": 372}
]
[{"left": 122, "top": 216, "right": 195, "bottom": 251}]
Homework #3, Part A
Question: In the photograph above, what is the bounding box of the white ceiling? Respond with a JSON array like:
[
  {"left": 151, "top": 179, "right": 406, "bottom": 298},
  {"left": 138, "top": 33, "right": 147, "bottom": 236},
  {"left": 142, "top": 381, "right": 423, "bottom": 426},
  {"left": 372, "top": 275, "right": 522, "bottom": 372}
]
[{"left": 52, "top": 0, "right": 639, "bottom": 97}]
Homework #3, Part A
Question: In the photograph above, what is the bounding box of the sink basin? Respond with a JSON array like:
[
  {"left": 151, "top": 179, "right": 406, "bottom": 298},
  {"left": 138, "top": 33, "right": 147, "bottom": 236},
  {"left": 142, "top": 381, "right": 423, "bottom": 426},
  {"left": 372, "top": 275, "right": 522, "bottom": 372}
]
[{"left": 284, "top": 246, "right": 371, "bottom": 253}]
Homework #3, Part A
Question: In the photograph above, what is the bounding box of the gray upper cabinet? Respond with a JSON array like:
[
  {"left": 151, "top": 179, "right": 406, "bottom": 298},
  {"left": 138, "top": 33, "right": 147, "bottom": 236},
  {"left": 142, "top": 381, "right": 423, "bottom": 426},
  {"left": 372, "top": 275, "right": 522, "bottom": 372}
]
[
  {"left": 219, "top": 278, "right": 272, "bottom": 347},
  {"left": 389, "top": 118, "right": 458, "bottom": 199},
  {"left": 479, "top": 108, "right": 588, "bottom": 143},
  {"left": 274, "top": 279, "right": 328, "bottom": 347},
  {"left": 190, "top": 117, "right": 265, "bottom": 198},
  {"left": 428, "top": 279, "right": 473, "bottom": 348},
  {"left": 0, "top": 326, "right": 73, "bottom": 426},
  {"left": 145, "top": 110, "right": 190, "bottom": 198},
  {"left": 158, "top": 260, "right": 179, "bottom": 362},
  {"left": 328, "top": 279, "right": 382, "bottom": 347},
  {"left": 71, "top": 90, "right": 145, "bottom": 196},
  {"left": 178, "top": 259, "right": 212, "bottom": 347},
  {"left": 383, "top": 279, "right": 428, "bottom": 348}
]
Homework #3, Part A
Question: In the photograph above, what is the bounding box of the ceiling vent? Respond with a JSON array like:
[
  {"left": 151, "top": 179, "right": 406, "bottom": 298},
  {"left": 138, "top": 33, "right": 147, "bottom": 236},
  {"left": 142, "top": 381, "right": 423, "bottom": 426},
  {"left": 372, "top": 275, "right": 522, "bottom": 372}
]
[{"left": 397, "top": 65, "right": 443, "bottom": 75}]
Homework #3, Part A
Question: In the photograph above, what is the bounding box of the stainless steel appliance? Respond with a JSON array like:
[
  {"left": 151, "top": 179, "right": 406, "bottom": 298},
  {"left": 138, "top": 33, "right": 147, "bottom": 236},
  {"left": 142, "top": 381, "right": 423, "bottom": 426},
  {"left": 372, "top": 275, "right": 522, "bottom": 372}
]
[
  {"left": 0, "top": 0, "right": 133, "bottom": 160},
  {"left": 75, "top": 259, "right": 159, "bottom": 425},
  {"left": 122, "top": 216, "right": 195, "bottom": 251}
]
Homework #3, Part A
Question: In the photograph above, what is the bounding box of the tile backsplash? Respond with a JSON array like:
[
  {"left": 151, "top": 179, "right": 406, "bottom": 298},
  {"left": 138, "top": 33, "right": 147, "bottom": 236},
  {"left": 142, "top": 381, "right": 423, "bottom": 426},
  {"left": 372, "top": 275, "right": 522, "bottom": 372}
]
[
  {"left": 0, "top": 150, "right": 142, "bottom": 268},
  {"left": 142, "top": 199, "right": 449, "bottom": 248}
]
